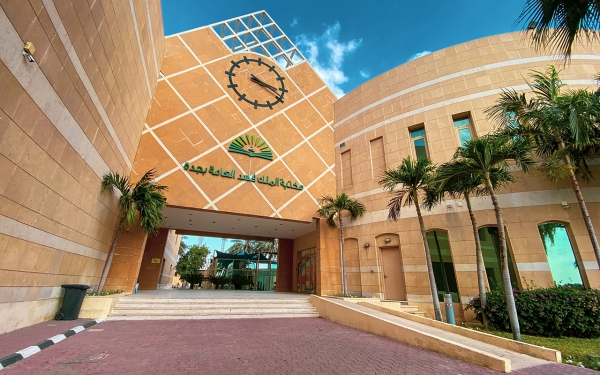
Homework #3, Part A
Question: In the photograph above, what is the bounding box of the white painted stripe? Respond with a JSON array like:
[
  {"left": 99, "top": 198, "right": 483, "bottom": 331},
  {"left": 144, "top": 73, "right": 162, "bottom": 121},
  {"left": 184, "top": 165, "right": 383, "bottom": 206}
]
[
  {"left": 346, "top": 187, "right": 600, "bottom": 227},
  {"left": 146, "top": 127, "right": 216, "bottom": 209},
  {"left": 143, "top": 95, "right": 228, "bottom": 134},
  {"left": 403, "top": 264, "right": 428, "bottom": 273},
  {"left": 0, "top": 215, "right": 107, "bottom": 261},
  {"left": 0, "top": 363, "right": 4, "bottom": 369},
  {"left": 454, "top": 264, "right": 477, "bottom": 272},
  {"left": 337, "top": 80, "right": 596, "bottom": 145},
  {"left": 406, "top": 294, "right": 433, "bottom": 303},
  {"left": 517, "top": 262, "right": 551, "bottom": 272},
  {"left": 42, "top": 0, "right": 133, "bottom": 170},
  {"left": 95, "top": 318, "right": 104, "bottom": 323},
  {"left": 128, "top": 0, "right": 152, "bottom": 98},
  {"left": 0, "top": 7, "right": 110, "bottom": 179},
  {"left": 144, "top": 0, "right": 159, "bottom": 80},
  {"left": 71, "top": 326, "right": 85, "bottom": 333},
  {"left": 461, "top": 296, "right": 476, "bottom": 305},
  {"left": 335, "top": 55, "right": 600, "bottom": 128},
  {"left": 352, "top": 187, "right": 386, "bottom": 199},
  {"left": 49, "top": 333, "right": 67, "bottom": 344},
  {"left": 17, "top": 346, "right": 41, "bottom": 358},
  {"left": 583, "top": 261, "right": 600, "bottom": 270}
]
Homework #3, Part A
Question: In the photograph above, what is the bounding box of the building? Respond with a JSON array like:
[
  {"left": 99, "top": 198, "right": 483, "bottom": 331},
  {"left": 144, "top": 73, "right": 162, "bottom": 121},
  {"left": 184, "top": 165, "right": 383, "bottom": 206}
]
[
  {"left": 0, "top": 1, "right": 598, "bottom": 333},
  {"left": 334, "top": 34, "right": 600, "bottom": 319}
]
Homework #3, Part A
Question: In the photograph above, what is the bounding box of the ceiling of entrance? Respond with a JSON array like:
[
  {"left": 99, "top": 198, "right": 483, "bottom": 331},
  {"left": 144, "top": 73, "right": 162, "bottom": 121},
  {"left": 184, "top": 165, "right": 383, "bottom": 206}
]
[{"left": 162, "top": 206, "right": 316, "bottom": 239}]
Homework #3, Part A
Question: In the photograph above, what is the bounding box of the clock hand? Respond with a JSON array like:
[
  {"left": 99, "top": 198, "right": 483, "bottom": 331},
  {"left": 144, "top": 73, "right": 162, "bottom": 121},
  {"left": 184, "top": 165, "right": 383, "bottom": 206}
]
[{"left": 250, "top": 74, "right": 279, "bottom": 93}]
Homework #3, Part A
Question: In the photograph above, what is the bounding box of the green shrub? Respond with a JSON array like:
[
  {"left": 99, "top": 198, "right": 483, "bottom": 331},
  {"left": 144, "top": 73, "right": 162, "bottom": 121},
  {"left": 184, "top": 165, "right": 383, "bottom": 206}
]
[{"left": 466, "top": 284, "right": 600, "bottom": 338}]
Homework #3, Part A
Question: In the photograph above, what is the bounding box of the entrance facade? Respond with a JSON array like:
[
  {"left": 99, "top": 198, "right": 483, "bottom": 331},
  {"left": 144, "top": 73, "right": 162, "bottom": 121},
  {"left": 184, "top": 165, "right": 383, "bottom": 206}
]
[{"left": 102, "top": 12, "right": 341, "bottom": 296}]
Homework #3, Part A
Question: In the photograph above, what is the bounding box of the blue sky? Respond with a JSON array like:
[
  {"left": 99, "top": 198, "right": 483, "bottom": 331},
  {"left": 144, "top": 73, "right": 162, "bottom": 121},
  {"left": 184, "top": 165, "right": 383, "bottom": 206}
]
[{"left": 162, "top": 0, "right": 527, "bottom": 97}]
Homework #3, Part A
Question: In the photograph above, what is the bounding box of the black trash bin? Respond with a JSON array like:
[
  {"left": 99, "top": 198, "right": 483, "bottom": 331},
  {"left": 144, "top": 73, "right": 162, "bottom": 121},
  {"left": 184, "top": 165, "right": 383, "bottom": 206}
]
[{"left": 55, "top": 284, "right": 90, "bottom": 320}]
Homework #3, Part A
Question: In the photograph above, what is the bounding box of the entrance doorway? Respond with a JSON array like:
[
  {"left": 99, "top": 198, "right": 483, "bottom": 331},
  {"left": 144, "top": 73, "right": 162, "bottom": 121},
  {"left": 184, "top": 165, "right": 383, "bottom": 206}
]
[
  {"left": 297, "top": 247, "right": 316, "bottom": 293},
  {"left": 380, "top": 246, "right": 406, "bottom": 300}
]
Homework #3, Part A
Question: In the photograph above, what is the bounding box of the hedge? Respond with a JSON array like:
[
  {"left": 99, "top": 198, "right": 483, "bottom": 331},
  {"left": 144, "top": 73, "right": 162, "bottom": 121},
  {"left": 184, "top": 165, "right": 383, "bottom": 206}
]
[{"left": 466, "top": 285, "right": 600, "bottom": 338}]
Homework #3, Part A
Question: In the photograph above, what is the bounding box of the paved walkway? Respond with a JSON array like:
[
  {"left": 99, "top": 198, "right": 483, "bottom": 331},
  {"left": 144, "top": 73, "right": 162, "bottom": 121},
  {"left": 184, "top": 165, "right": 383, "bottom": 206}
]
[
  {"left": 0, "top": 319, "right": 92, "bottom": 360},
  {"left": 2, "top": 318, "right": 595, "bottom": 374},
  {"left": 333, "top": 299, "right": 555, "bottom": 372}
]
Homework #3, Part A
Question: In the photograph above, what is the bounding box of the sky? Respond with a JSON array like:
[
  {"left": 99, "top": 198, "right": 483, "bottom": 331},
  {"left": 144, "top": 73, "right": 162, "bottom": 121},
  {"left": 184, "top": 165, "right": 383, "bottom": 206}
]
[{"left": 161, "top": 0, "right": 528, "bottom": 97}]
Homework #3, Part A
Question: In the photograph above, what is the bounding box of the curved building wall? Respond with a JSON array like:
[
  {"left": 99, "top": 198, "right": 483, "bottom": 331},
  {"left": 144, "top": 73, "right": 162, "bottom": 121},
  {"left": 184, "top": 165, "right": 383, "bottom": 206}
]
[
  {"left": 0, "top": 0, "right": 164, "bottom": 333},
  {"left": 334, "top": 32, "right": 600, "bottom": 319}
]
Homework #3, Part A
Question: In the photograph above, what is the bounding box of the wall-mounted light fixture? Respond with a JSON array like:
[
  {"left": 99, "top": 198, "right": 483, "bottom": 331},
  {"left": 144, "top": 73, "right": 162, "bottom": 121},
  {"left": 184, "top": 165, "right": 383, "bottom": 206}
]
[
  {"left": 561, "top": 201, "right": 570, "bottom": 209},
  {"left": 384, "top": 238, "right": 391, "bottom": 243},
  {"left": 364, "top": 242, "right": 370, "bottom": 248},
  {"left": 23, "top": 42, "right": 35, "bottom": 63}
]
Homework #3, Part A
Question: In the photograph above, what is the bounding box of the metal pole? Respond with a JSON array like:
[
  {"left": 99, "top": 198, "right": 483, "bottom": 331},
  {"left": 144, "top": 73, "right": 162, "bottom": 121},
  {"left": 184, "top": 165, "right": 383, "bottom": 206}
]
[{"left": 444, "top": 294, "right": 455, "bottom": 325}]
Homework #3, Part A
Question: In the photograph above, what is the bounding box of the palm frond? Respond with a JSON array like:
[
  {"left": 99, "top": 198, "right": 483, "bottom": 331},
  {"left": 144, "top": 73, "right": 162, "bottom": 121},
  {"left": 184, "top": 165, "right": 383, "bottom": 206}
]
[{"left": 517, "top": 0, "right": 600, "bottom": 58}]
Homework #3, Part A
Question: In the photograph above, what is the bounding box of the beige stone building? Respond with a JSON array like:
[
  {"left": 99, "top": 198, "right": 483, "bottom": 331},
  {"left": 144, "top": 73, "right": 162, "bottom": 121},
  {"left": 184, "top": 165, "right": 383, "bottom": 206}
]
[
  {"left": 0, "top": 1, "right": 598, "bottom": 333},
  {"left": 335, "top": 34, "right": 600, "bottom": 319}
]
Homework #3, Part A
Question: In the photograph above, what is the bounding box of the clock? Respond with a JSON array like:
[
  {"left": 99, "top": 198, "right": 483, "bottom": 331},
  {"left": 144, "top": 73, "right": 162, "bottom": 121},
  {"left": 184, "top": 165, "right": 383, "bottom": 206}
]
[{"left": 225, "top": 56, "right": 288, "bottom": 110}]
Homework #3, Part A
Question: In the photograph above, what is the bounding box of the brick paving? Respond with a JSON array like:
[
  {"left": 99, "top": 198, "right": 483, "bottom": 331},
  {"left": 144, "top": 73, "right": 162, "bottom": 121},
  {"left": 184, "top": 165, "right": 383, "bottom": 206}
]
[
  {"left": 0, "top": 319, "right": 92, "bottom": 359},
  {"left": 1, "top": 318, "right": 595, "bottom": 374}
]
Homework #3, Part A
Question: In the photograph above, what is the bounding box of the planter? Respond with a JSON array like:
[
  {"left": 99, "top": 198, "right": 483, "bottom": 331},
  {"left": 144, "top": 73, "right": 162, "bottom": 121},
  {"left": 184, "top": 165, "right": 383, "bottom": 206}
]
[{"left": 79, "top": 294, "right": 127, "bottom": 320}]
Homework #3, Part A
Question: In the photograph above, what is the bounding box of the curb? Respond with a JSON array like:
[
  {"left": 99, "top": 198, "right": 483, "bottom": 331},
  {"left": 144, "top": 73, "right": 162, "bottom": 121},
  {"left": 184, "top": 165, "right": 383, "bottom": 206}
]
[{"left": 0, "top": 319, "right": 103, "bottom": 371}]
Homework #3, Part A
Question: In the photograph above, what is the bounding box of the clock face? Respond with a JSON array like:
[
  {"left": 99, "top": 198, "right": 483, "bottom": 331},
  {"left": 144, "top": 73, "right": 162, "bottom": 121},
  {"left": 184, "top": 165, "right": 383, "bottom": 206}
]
[{"left": 225, "top": 56, "right": 288, "bottom": 110}]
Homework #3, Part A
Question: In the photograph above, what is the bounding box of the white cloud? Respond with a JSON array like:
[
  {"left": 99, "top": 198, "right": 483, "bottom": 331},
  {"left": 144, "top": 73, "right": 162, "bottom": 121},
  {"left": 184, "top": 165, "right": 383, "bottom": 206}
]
[
  {"left": 408, "top": 50, "right": 432, "bottom": 61},
  {"left": 359, "top": 70, "right": 369, "bottom": 78},
  {"left": 290, "top": 18, "right": 298, "bottom": 28},
  {"left": 295, "top": 22, "right": 362, "bottom": 98}
]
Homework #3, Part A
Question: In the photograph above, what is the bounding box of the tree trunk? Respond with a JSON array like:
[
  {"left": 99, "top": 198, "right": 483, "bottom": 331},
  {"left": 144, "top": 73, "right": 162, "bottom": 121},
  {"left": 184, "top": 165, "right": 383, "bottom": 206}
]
[
  {"left": 485, "top": 177, "right": 521, "bottom": 341},
  {"left": 465, "top": 193, "right": 488, "bottom": 327},
  {"left": 339, "top": 214, "right": 348, "bottom": 296},
  {"left": 98, "top": 229, "right": 121, "bottom": 292},
  {"left": 568, "top": 168, "right": 600, "bottom": 267},
  {"left": 415, "top": 199, "right": 443, "bottom": 322}
]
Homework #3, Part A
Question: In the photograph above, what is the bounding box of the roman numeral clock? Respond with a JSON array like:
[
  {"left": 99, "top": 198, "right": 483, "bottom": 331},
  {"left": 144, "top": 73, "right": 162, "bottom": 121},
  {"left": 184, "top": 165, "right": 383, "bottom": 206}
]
[{"left": 225, "top": 56, "right": 288, "bottom": 110}]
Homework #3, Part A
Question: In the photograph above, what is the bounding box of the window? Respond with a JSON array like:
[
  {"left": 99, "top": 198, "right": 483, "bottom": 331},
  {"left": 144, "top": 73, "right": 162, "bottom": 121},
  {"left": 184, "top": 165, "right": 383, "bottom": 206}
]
[
  {"left": 426, "top": 230, "right": 460, "bottom": 303},
  {"left": 478, "top": 227, "right": 519, "bottom": 290},
  {"left": 410, "top": 128, "right": 428, "bottom": 160},
  {"left": 369, "top": 137, "right": 385, "bottom": 178},
  {"left": 341, "top": 150, "right": 352, "bottom": 187},
  {"left": 453, "top": 117, "right": 473, "bottom": 147},
  {"left": 538, "top": 223, "right": 583, "bottom": 286}
]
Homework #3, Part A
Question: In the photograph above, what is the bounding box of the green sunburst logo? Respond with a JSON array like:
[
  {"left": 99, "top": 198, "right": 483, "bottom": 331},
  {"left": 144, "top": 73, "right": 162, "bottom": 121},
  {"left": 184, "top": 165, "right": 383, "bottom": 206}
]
[{"left": 228, "top": 134, "right": 273, "bottom": 161}]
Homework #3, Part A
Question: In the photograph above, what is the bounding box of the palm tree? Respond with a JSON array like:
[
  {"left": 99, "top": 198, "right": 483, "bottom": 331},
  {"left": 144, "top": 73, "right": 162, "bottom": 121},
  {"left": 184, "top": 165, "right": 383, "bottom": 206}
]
[
  {"left": 436, "top": 135, "right": 534, "bottom": 341},
  {"left": 98, "top": 169, "right": 168, "bottom": 291},
  {"left": 178, "top": 236, "right": 189, "bottom": 257},
  {"left": 316, "top": 193, "right": 366, "bottom": 296},
  {"left": 487, "top": 66, "right": 600, "bottom": 268},
  {"left": 379, "top": 157, "right": 443, "bottom": 322},
  {"left": 517, "top": 0, "right": 600, "bottom": 58},
  {"left": 428, "top": 171, "right": 489, "bottom": 316}
]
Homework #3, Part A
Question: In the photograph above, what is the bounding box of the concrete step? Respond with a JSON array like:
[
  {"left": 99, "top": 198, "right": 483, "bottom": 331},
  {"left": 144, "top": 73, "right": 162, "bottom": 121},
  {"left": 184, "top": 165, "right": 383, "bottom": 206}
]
[
  {"left": 110, "top": 308, "right": 317, "bottom": 315},
  {"left": 113, "top": 304, "right": 314, "bottom": 309},
  {"left": 108, "top": 294, "right": 317, "bottom": 321},
  {"left": 107, "top": 313, "right": 320, "bottom": 321}
]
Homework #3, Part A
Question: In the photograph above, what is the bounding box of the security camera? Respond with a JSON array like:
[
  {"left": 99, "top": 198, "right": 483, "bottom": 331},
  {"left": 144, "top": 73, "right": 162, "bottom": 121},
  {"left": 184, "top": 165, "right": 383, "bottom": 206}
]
[
  {"left": 22, "top": 51, "right": 35, "bottom": 63},
  {"left": 23, "top": 42, "right": 35, "bottom": 63}
]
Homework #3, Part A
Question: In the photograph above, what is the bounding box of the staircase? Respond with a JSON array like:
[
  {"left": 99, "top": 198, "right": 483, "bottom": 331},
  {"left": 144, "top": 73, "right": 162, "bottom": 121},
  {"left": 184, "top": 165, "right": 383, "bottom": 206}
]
[
  {"left": 107, "top": 294, "right": 319, "bottom": 320},
  {"left": 365, "top": 300, "right": 427, "bottom": 317}
]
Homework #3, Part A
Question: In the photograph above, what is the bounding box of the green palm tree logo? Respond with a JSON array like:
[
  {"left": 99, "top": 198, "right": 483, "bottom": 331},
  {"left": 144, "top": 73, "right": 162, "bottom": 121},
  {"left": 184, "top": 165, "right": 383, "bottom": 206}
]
[{"left": 228, "top": 134, "right": 273, "bottom": 161}]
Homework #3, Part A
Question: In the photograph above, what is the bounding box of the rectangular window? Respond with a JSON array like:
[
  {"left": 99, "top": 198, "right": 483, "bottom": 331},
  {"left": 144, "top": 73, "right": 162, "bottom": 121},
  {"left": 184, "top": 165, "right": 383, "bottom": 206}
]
[
  {"left": 426, "top": 230, "right": 460, "bottom": 303},
  {"left": 369, "top": 137, "right": 385, "bottom": 179},
  {"left": 479, "top": 227, "right": 519, "bottom": 291},
  {"left": 410, "top": 127, "right": 428, "bottom": 160},
  {"left": 341, "top": 150, "right": 352, "bottom": 187},
  {"left": 453, "top": 117, "right": 473, "bottom": 147}
]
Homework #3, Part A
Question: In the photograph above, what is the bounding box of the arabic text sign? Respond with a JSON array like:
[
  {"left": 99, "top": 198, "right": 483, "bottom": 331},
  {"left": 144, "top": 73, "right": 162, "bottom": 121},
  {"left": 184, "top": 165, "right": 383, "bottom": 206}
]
[{"left": 182, "top": 162, "right": 304, "bottom": 191}]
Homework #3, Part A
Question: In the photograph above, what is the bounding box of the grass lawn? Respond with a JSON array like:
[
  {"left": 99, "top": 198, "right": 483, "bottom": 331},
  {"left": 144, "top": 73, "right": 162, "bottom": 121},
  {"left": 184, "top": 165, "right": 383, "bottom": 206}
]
[{"left": 469, "top": 327, "right": 600, "bottom": 371}]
